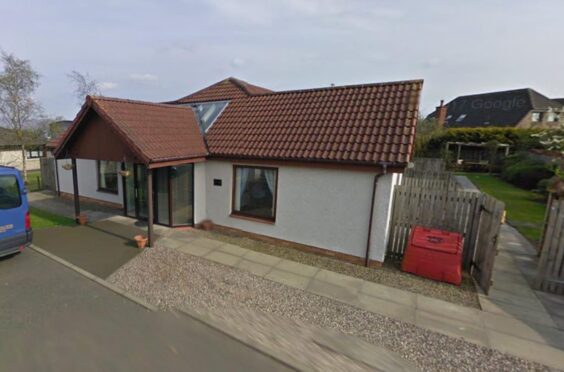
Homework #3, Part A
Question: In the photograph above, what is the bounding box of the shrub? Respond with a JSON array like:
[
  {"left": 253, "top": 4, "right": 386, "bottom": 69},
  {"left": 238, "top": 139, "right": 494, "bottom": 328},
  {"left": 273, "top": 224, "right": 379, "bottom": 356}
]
[{"left": 501, "top": 157, "right": 555, "bottom": 190}]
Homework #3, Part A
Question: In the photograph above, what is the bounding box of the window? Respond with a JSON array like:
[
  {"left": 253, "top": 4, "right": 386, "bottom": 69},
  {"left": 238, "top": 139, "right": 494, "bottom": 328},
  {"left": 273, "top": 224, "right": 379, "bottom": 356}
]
[
  {"left": 232, "top": 166, "right": 277, "bottom": 221},
  {"left": 97, "top": 161, "right": 118, "bottom": 194},
  {"left": 531, "top": 112, "right": 542, "bottom": 122},
  {"left": 189, "top": 101, "right": 228, "bottom": 132},
  {"left": 0, "top": 175, "right": 21, "bottom": 209},
  {"left": 26, "top": 149, "right": 42, "bottom": 159},
  {"left": 547, "top": 112, "right": 560, "bottom": 122},
  {"left": 455, "top": 114, "right": 467, "bottom": 123}
]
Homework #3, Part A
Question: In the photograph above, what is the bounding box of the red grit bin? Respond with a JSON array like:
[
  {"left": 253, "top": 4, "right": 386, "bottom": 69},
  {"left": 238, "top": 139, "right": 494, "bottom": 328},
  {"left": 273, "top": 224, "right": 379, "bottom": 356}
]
[{"left": 401, "top": 226, "right": 463, "bottom": 285}]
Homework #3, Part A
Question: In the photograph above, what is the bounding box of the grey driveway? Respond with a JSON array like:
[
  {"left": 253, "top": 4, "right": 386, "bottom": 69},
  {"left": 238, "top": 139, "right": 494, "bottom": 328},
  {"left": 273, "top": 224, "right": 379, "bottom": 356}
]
[{"left": 0, "top": 249, "right": 292, "bottom": 372}]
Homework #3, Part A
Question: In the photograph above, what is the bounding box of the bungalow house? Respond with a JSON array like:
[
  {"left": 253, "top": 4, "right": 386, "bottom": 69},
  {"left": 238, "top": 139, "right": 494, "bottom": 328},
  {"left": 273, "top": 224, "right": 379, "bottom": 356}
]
[
  {"left": 427, "top": 88, "right": 563, "bottom": 128},
  {"left": 50, "top": 77, "right": 423, "bottom": 267},
  {"left": 0, "top": 127, "right": 46, "bottom": 171}
]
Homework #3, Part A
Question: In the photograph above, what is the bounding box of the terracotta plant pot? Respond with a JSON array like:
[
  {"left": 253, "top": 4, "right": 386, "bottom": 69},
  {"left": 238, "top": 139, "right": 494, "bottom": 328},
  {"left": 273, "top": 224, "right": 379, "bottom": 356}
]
[
  {"left": 134, "top": 235, "right": 148, "bottom": 249},
  {"left": 77, "top": 213, "right": 88, "bottom": 226},
  {"left": 200, "top": 219, "right": 214, "bottom": 231}
]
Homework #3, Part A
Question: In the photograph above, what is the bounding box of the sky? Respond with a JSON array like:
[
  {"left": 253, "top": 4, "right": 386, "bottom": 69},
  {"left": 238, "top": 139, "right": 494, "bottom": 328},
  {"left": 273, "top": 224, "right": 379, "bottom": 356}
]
[{"left": 1, "top": 0, "right": 563, "bottom": 120}]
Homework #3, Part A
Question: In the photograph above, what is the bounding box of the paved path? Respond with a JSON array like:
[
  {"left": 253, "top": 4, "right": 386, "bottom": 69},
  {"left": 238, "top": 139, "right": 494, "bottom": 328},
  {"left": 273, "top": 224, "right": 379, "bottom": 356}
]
[
  {"left": 155, "top": 226, "right": 564, "bottom": 369},
  {"left": 28, "top": 191, "right": 118, "bottom": 222},
  {"left": 0, "top": 249, "right": 293, "bottom": 372}
]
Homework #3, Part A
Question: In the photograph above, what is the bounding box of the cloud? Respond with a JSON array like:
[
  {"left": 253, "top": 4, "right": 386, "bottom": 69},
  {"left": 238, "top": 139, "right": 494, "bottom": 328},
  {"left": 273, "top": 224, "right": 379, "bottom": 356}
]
[
  {"left": 129, "top": 73, "right": 158, "bottom": 82},
  {"left": 230, "top": 58, "right": 246, "bottom": 68},
  {"left": 99, "top": 81, "right": 118, "bottom": 90}
]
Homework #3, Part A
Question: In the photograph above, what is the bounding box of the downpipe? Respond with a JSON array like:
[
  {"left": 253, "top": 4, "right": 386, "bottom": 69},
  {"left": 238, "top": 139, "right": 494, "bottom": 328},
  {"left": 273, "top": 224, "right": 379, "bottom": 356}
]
[{"left": 364, "top": 164, "right": 388, "bottom": 267}]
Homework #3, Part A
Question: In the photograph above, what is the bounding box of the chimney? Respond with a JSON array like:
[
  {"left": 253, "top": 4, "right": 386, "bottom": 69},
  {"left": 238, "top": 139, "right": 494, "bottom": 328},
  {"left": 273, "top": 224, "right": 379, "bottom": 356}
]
[{"left": 436, "top": 100, "right": 447, "bottom": 127}]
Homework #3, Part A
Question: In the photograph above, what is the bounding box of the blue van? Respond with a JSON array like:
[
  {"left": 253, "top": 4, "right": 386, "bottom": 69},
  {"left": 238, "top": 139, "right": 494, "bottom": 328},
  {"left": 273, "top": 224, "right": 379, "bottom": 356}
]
[{"left": 0, "top": 166, "right": 32, "bottom": 257}]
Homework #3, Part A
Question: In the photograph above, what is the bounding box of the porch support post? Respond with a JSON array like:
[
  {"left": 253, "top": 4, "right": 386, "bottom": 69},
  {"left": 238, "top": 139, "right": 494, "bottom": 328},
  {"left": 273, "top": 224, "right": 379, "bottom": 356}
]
[
  {"left": 71, "top": 158, "right": 80, "bottom": 223},
  {"left": 147, "top": 166, "right": 154, "bottom": 247}
]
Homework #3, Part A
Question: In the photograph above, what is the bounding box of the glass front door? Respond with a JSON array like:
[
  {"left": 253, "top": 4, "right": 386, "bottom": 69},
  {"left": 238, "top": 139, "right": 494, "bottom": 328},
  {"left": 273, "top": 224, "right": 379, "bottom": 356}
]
[{"left": 123, "top": 163, "right": 194, "bottom": 226}]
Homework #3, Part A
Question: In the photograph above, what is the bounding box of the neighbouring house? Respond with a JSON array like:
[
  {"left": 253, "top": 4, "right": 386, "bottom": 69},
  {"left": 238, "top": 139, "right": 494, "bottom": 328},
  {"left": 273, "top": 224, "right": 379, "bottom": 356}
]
[
  {"left": 49, "top": 77, "right": 423, "bottom": 266},
  {"left": 0, "top": 127, "right": 46, "bottom": 171},
  {"left": 427, "top": 88, "right": 564, "bottom": 128}
]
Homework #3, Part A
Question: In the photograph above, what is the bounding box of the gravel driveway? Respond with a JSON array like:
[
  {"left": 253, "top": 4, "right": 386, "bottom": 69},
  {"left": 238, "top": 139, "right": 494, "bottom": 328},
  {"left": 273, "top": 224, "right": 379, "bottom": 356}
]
[{"left": 108, "top": 246, "right": 549, "bottom": 372}]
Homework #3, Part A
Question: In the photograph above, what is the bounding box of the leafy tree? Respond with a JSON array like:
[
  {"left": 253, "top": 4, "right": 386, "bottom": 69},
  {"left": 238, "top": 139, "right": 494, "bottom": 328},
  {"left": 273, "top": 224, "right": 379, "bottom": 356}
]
[
  {"left": 67, "top": 70, "right": 100, "bottom": 106},
  {"left": 0, "top": 50, "right": 43, "bottom": 181}
]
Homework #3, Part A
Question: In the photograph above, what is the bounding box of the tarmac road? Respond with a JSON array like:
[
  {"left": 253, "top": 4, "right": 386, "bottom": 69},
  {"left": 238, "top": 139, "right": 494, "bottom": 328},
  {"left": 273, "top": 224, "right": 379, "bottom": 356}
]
[{"left": 0, "top": 249, "right": 293, "bottom": 372}]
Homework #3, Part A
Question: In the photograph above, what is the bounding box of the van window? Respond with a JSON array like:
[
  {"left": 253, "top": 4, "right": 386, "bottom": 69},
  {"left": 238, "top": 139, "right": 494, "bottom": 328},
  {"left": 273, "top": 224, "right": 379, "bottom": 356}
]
[{"left": 0, "top": 175, "right": 22, "bottom": 209}]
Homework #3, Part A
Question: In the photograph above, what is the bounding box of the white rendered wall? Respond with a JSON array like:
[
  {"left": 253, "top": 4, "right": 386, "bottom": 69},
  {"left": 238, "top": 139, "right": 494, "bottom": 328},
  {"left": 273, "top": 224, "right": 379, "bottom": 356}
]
[
  {"left": 0, "top": 150, "right": 41, "bottom": 171},
  {"left": 57, "top": 158, "right": 123, "bottom": 205},
  {"left": 194, "top": 162, "right": 206, "bottom": 224},
  {"left": 204, "top": 160, "right": 397, "bottom": 261}
]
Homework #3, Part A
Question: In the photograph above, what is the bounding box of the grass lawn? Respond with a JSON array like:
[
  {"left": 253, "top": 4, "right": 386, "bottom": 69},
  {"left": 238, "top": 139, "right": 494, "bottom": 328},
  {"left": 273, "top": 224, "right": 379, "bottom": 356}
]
[
  {"left": 30, "top": 207, "right": 75, "bottom": 229},
  {"left": 459, "top": 173, "right": 547, "bottom": 244},
  {"left": 25, "top": 170, "right": 42, "bottom": 192}
]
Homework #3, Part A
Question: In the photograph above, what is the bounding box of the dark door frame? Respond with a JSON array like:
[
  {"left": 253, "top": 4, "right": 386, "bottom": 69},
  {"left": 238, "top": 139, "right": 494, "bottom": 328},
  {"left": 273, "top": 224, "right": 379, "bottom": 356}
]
[{"left": 122, "top": 163, "right": 195, "bottom": 227}]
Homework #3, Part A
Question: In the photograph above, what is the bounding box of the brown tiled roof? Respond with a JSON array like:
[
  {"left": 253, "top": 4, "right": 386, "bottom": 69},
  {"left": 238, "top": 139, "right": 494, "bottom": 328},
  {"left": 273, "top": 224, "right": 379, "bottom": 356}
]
[
  {"left": 54, "top": 96, "right": 207, "bottom": 164},
  {"left": 206, "top": 80, "right": 423, "bottom": 165},
  {"left": 170, "top": 77, "right": 272, "bottom": 104}
]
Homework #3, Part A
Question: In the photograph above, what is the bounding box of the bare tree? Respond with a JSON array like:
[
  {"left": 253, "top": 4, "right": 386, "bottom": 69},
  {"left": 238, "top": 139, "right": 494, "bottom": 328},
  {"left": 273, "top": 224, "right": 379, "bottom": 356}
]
[
  {"left": 0, "top": 51, "right": 43, "bottom": 181},
  {"left": 67, "top": 70, "right": 100, "bottom": 106}
]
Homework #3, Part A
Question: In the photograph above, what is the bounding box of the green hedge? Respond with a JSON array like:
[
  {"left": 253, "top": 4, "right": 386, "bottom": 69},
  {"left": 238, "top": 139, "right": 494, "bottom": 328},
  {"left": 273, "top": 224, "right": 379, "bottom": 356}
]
[
  {"left": 500, "top": 154, "right": 555, "bottom": 190},
  {"left": 416, "top": 127, "right": 542, "bottom": 157}
]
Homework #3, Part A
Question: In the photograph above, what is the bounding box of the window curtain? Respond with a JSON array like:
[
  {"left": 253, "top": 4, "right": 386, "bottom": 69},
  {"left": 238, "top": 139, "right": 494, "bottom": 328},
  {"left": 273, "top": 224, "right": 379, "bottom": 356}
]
[
  {"left": 264, "top": 169, "right": 276, "bottom": 213},
  {"left": 264, "top": 169, "right": 276, "bottom": 195},
  {"left": 235, "top": 167, "right": 251, "bottom": 210}
]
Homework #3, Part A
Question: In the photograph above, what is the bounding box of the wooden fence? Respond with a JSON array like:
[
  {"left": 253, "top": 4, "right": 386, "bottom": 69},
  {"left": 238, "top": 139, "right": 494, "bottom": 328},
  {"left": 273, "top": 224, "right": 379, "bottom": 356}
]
[
  {"left": 411, "top": 158, "right": 446, "bottom": 173},
  {"left": 387, "top": 173, "right": 505, "bottom": 294},
  {"left": 387, "top": 185, "right": 482, "bottom": 266},
  {"left": 401, "top": 170, "right": 458, "bottom": 190},
  {"left": 535, "top": 194, "right": 564, "bottom": 294},
  {"left": 40, "top": 157, "right": 56, "bottom": 191}
]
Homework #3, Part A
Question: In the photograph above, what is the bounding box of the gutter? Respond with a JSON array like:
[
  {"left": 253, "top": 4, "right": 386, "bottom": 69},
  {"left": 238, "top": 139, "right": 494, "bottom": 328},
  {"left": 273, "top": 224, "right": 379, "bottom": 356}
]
[{"left": 364, "top": 163, "right": 388, "bottom": 267}]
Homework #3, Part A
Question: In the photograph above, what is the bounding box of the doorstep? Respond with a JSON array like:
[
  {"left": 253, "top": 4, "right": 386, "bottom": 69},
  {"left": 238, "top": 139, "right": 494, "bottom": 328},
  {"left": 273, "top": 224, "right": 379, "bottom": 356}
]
[{"left": 158, "top": 232, "right": 564, "bottom": 369}]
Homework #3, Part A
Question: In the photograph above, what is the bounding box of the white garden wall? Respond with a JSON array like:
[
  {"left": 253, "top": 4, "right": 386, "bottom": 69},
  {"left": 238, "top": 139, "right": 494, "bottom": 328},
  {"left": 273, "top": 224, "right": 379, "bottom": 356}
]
[
  {"left": 57, "top": 158, "right": 123, "bottom": 205},
  {"left": 204, "top": 160, "right": 398, "bottom": 262}
]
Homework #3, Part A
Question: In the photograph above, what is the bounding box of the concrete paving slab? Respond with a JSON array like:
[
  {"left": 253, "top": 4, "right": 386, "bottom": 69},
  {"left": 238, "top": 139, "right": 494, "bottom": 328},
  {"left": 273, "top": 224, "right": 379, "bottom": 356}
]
[
  {"left": 236, "top": 259, "right": 273, "bottom": 277},
  {"left": 491, "top": 278, "right": 537, "bottom": 297},
  {"left": 275, "top": 260, "right": 319, "bottom": 277},
  {"left": 480, "top": 311, "right": 564, "bottom": 349},
  {"left": 360, "top": 281, "right": 417, "bottom": 307},
  {"left": 265, "top": 269, "right": 311, "bottom": 290},
  {"left": 480, "top": 298, "right": 556, "bottom": 327},
  {"left": 355, "top": 294, "right": 416, "bottom": 324},
  {"left": 218, "top": 243, "right": 250, "bottom": 257},
  {"left": 156, "top": 237, "right": 182, "bottom": 250},
  {"left": 205, "top": 251, "right": 242, "bottom": 267},
  {"left": 243, "top": 250, "right": 283, "bottom": 266},
  {"left": 314, "top": 269, "right": 364, "bottom": 293},
  {"left": 416, "top": 311, "right": 489, "bottom": 347},
  {"left": 492, "top": 269, "right": 532, "bottom": 287},
  {"left": 177, "top": 244, "right": 215, "bottom": 257},
  {"left": 487, "top": 329, "right": 564, "bottom": 370},
  {"left": 191, "top": 237, "right": 226, "bottom": 250},
  {"left": 416, "top": 295, "right": 483, "bottom": 327},
  {"left": 307, "top": 279, "right": 359, "bottom": 304},
  {"left": 165, "top": 230, "right": 199, "bottom": 244},
  {"left": 487, "top": 288, "right": 547, "bottom": 311}
]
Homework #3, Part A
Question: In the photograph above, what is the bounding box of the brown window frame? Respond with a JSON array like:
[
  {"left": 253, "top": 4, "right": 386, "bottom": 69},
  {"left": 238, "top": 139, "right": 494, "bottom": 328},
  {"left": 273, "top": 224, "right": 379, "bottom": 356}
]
[
  {"left": 97, "top": 160, "right": 119, "bottom": 194},
  {"left": 231, "top": 165, "right": 278, "bottom": 223}
]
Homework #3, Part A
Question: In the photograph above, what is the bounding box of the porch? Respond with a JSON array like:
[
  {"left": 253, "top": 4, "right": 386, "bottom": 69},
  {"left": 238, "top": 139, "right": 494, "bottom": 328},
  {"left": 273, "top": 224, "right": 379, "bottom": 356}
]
[{"left": 51, "top": 96, "right": 208, "bottom": 246}]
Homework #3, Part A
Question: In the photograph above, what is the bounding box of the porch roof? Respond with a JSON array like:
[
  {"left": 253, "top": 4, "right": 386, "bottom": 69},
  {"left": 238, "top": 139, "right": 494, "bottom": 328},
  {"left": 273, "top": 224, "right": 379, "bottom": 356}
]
[{"left": 54, "top": 96, "right": 208, "bottom": 166}]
